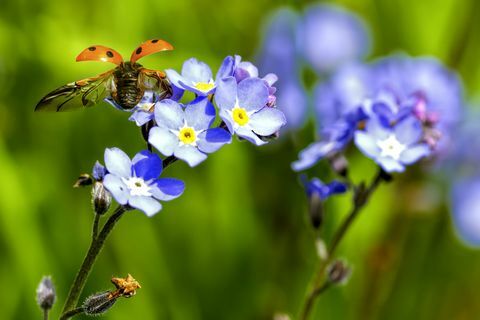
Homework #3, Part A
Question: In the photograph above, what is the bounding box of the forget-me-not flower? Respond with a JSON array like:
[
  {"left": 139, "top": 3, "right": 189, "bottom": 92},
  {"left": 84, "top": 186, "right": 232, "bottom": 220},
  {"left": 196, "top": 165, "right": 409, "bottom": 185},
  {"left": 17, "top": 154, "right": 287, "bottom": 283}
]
[
  {"left": 102, "top": 148, "right": 185, "bottom": 216},
  {"left": 148, "top": 98, "right": 232, "bottom": 167}
]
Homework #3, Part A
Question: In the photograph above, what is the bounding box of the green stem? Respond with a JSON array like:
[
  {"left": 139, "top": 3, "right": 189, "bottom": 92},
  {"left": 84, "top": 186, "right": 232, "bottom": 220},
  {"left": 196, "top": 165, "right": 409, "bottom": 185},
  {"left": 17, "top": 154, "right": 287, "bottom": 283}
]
[
  {"left": 43, "top": 309, "right": 48, "bottom": 320},
  {"left": 60, "top": 205, "right": 127, "bottom": 318},
  {"left": 92, "top": 213, "right": 100, "bottom": 241},
  {"left": 299, "top": 170, "right": 385, "bottom": 320},
  {"left": 59, "top": 307, "right": 84, "bottom": 320}
]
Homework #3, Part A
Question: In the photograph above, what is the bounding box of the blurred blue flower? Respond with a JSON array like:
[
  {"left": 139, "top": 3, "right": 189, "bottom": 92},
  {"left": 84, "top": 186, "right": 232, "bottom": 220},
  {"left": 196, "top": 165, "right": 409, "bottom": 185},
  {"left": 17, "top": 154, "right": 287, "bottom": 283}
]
[
  {"left": 215, "top": 77, "right": 286, "bottom": 146},
  {"left": 165, "top": 57, "right": 234, "bottom": 96},
  {"left": 303, "top": 176, "right": 348, "bottom": 200},
  {"left": 92, "top": 161, "right": 107, "bottom": 181},
  {"left": 451, "top": 178, "right": 480, "bottom": 246},
  {"left": 256, "top": 8, "right": 307, "bottom": 130},
  {"left": 102, "top": 148, "right": 185, "bottom": 216},
  {"left": 297, "top": 4, "right": 370, "bottom": 74},
  {"left": 148, "top": 98, "right": 231, "bottom": 167},
  {"left": 354, "top": 111, "right": 431, "bottom": 173}
]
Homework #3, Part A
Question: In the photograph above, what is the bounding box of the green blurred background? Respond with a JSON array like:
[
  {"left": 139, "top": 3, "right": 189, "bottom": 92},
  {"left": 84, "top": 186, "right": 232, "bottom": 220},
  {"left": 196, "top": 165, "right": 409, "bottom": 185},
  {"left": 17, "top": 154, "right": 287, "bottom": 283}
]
[{"left": 1, "top": 0, "right": 480, "bottom": 319}]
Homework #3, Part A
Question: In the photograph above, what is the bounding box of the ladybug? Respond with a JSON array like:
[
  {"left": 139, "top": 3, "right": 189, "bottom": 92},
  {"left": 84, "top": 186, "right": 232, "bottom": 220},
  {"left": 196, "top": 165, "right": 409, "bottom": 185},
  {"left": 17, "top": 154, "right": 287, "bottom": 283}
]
[{"left": 35, "top": 39, "right": 173, "bottom": 111}]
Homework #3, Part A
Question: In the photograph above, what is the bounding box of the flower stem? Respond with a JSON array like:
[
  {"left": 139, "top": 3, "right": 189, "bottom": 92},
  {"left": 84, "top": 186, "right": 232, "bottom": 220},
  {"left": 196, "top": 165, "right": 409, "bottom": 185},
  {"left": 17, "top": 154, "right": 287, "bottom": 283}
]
[
  {"left": 60, "top": 205, "right": 127, "bottom": 319},
  {"left": 59, "top": 307, "right": 84, "bottom": 319},
  {"left": 43, "top": 309, "right": 48, "bottom": 320},
  {"left": 92, "top": 213, "right": 100, "bottom": 240},
  {"left": 299, "top": 169, "right": 385, "bottom": 320}
]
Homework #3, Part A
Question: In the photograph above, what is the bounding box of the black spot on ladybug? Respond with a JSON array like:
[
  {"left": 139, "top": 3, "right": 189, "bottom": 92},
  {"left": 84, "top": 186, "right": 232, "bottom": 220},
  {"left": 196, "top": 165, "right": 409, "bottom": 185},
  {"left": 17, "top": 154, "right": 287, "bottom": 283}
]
[
  {"left": 106, "top": 51, "right": 114, "bottom": 58},
  {"left": 88, "top": 46, "right": 96, "bottom": 51},
  {"left": 136, "top": 47, "right": 143, "bottom": 55},
  {"left": 151, "top": 39, "right": 159, "bottom": 43}
]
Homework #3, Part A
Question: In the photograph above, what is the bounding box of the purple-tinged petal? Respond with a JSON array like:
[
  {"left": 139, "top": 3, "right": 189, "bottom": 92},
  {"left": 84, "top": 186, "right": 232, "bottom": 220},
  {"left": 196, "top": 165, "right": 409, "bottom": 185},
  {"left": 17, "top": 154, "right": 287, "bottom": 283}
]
[
  {"left": 92, "top": 161, "right": 107, "bottom": 180},
  {"left": 354, "top": 132, "right": 381, "bottom": 159},
  {"left": 132, "top": 150, "right": 163, "bottom": 180},
  {"left": 197, "top": 128, "right": 232, "bottom": 153},
  {"left": 154, "top": 99, "right": 184, "bottom": 129},
  {"left": 148, "top": 127, "right": 178, "bottom": 156},
  {"left": 291, "top": 141, "right": 337, "bottom": 171},
  {"left": 249, "top": 107, "right": 286, "bottom": 136},
  {"left": 376, "top": 157, "right": 405, "bottom": 173},
  {"left": 184, "top": 97, "right": 216, "bottom": 130},
  {"left": 263, "top": 73, "right": 278, "bottom": 87},
  {"left": 216, "top": 56, "right": 235, "bottom": 81},
  {"left": 236, "top": 126, "right": 266, "bottom": 146},
  {"left": 278, "top": 80, "right": 308, "bottom": 129},
  {"left": 151, "top": 178, "right": 185, "bottom": 201},
  {"left": 104, "top": 96, "right": 127, "bottom": 111},
  {"left": 128, "top": 195, "right": 162, "bottom": 217},
  {"left": 451, "top": 178, "right": 480, "bottom": 246},
  {"left": 219, "top": 108, "right": 235, "bottom": 134},
  {"left": 400, "top": 144, "right": 430, "bottom": 164},
  {"left": 171, "top": 83, "right": 185, "bottom": 101},
  {"left": 365, "top": 119, "right": 390, "bottom": 140},
  {"left": 182, "top": 58, "right": 212, "bottom": 83},
  {"left": 174, "top": 145, "right": 208, "bottom": 167},
  {"left": 394, "top": 116, "right": 423, "bottom": 145},
  {"left": 103, "top": 174, "right": 129, "bottom": 205},
  {"left": 215, "top": 77, "right": 237, "bottom": 110},
  {"left": 104, "top": 148, "right": 131, "bottom": 178},
  {"left": 165, "top": 69, "right": 187, "bottom": 89},
  {"left": 237, "top": 78, "right": 269, "bottom": 112},
  {"left": 129, "top": 110, "right": 154, "bottom": 126}
]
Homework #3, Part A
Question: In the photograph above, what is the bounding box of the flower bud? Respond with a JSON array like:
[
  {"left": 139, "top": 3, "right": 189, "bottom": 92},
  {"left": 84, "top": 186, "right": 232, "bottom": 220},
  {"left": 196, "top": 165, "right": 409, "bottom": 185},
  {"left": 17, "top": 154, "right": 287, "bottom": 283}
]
[
  {"left": 328, "top": 153, "right": 349, "bottom": 177},
  {"left": 83, "top": 291, "right": 117, "bottom": 316},
  {"left": 36, "top": 276, "right": 56, "bottom": 311},
  {"left": 92, "top": 181, "right": 112, "bottom": 215},
  {"left": 273, "top": 313, "right": 291, "bottom": 320},
  {"left": 327, "top": 260, "right": 351, "bottom": 285},
  {"left": 308, "top": 192, "right": 324, "bottom": 229}
]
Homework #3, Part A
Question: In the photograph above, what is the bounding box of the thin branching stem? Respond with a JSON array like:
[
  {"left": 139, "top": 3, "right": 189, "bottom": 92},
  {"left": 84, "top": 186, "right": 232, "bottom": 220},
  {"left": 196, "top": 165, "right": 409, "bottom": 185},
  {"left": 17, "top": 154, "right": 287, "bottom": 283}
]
[
  {"left": 60, "top": 205, "right": 127, "bottom": 319},
  {"left": 92, "top": 213, "right": 100, "bottom": 241},
  {"left": 59, "top": 307, "right": 84, "bottom": 320},
  {"left": 299, "top": 169, "right": 385, "bottom": 320}
]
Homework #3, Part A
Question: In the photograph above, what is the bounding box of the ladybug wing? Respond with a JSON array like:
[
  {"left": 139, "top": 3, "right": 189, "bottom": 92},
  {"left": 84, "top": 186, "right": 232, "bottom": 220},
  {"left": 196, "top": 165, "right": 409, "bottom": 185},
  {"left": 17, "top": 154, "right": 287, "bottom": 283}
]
[
  {"left": 130, "top": 39, "right": 173, "bottom": 63},
  {"left": 139, "top": 68, "right": 172, "bottom": 100},
  {"left": 35, "top": 70, "right": 114, "bottom": 112},
  {"left": 77, "top": 46, "right": 123, "bottom": 65}
]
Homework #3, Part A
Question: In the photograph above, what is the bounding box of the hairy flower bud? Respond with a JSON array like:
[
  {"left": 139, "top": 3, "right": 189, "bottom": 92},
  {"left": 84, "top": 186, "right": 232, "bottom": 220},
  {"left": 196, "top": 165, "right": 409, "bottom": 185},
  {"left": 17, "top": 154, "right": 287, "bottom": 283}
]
[
  {"left": 83, "top": 291, "right": 117, "bottom": 316},
  {"left": 92, "top": 181, "right": 112, "bottom": 215},
  {"left": 327, "top": 260, "right": 351, "bottom": 285},
  {"left": 36, "top": 276, "right": 56, "bottom": 311}
]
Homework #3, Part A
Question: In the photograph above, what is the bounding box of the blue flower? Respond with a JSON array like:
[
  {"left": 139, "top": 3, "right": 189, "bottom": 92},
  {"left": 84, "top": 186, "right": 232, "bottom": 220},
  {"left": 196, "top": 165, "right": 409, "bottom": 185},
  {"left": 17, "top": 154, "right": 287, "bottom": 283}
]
[
  {"left": 297, "top": 4, "right": 370, "bottom": 74},
  {"left": 165, "top": 57, "right": 234, "bottom": 96},
  {"left": 92, "top": 161, "right": 107, "bottom": 181},
  {"left": 215, "top": 77, "right": 287, "bottom": 146},
  {"left": 101, "top": 148, "right": 185, "bottom": 216},
  {"left": 148, "top": 98, "right": 231, "bottom": 167},
  {"left": 451, "top": 177, "right": 480, "bottom": 246},
  {"left": 304, "top": 177, "right": 348, "bottom": 200},
  {"left": 354, "top": 113, "right": 431, "bottom": 173}
]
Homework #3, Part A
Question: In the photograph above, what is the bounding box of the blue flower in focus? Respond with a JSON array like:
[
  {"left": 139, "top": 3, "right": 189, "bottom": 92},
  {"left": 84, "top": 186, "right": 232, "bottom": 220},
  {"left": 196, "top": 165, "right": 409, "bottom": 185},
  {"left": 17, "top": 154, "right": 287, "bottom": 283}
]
[
  {"left": 304, "top": 177, "right": 348, "bottom": 200},
  {"left": 354, "top": 113, "right": 431, "bottom": 173},
  {"left": 215, "top": 77, "right": 287, "bottom": 146},
  {"left": 297, "top": 4, "right": 370, "bottom": 74},
  {"left": 451, "top": 178, "right": 480, "bottom": 246},
  {"left": 165, "top": 57, "right": 234, "bottom": 96},
  {"left": 148, "top": 98, "right": 231, "bottom": 167},
  {"left": 102, "top": 148, "right": 185, "bottom": 216}
]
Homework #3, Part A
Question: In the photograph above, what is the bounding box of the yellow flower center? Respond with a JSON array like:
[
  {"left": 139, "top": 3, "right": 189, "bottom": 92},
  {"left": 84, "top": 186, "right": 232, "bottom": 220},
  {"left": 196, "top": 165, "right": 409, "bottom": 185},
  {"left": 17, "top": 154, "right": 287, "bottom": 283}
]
[
  {"left": 194, "top": 82, "right": 215, "bottom": 92},
  {"left": 178, "top": 127, "right": 196, "bottom": 145},
  {"left": 233, "top": 107, "right": 249, "bottom": 126}
]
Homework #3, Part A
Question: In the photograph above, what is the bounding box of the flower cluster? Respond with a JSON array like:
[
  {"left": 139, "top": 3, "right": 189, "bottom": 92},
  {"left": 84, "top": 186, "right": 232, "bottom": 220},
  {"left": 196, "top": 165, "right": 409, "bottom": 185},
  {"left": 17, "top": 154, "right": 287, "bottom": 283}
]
[{"left": 97, "top": 55, "right": 286, "bottom": 216}]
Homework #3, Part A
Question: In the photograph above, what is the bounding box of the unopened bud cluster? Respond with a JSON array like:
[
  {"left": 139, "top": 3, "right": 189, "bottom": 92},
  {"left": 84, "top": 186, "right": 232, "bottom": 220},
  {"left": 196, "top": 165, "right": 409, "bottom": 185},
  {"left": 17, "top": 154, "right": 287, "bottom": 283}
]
[{"left": 36, "top": 276, "right": 56, "bottom": 311}]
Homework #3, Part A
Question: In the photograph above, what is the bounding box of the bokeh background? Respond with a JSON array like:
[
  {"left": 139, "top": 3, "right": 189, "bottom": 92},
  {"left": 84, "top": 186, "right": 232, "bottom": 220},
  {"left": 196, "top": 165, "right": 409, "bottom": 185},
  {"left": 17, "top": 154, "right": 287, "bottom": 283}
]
[{"left": 1, "top": 0, "right": 480, "bottom": 319}]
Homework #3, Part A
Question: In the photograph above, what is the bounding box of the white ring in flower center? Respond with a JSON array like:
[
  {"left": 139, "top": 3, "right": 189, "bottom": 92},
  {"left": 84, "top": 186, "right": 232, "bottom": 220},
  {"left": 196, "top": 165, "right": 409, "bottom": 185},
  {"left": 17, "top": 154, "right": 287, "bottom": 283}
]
[
  {"left": 377, "top": 134, "right": 406, "bottom": 160},
  {"left": 122, "top": 177, "right": 152, "bottom": 197}
]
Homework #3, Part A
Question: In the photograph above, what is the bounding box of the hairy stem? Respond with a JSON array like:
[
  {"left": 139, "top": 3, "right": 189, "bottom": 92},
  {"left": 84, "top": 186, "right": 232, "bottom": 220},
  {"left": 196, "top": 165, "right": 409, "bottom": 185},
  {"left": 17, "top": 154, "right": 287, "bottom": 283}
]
[
  {"left": 92, "top": 213, "right": 100, "bottom": 241},
  {"left": 299, "top": 169, "right": 385, "bottom": 320},
  {"left": 60, "top": 205, "right": 127, "bottom": 318},
  {"left": 59, "top": 307, "right": 84, "bottom": 320}
]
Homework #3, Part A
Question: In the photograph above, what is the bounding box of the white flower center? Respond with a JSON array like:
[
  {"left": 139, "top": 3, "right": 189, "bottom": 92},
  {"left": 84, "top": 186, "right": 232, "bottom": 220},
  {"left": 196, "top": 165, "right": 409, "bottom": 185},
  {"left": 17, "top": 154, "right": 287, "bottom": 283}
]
[
  {"left": 377, "top": 134, "right": 406, "bottom": 160},
  {"left": 122, "top": 177, "right": 152, "bottom": 197}
]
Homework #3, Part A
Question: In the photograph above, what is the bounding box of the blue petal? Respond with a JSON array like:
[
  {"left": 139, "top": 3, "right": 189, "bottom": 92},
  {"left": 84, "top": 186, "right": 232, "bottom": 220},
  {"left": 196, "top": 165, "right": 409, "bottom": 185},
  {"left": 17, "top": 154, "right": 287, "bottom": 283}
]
[
  {"left": 128, "top": 196, "right": 162, "bottom": 217},
  {"left": 181, "top": 58, "right": 213, "bottom": 83},
  {"left": 237, "top": 78, "right": 269, "bottom": 112},
  {"left": 104, "top": 148, "right": 131, "bottom": 178},
  {"left": 165, "top": 69, "right": 187, "bottom": 89},
  {"left": 215, "top": 77, "right": 237, "bottom": 110},
  {"left": 219, "top": 108, "right": 235, "bottom": 134},
  {"left": 92, "top": 161, "right": 107, "bottom": 180},
  {"left": 400, "top": 144, "right": 430, "bottom": 165},
  {"left": 236, "top": 126, "right": 266, "bottom": 146},
  {"left": 184, "top": 97, "right": 215, "bottom": 130},
  {"left": 151, "top": 178, "right": 185, "bottom": 201},
  {"left": 291, "top": 141, "right": 337, "bottom": 171},
  {"left": 174, "top": 145, "right": 208, "bottom": 167},
  {"left": 132, "top": 150, "right": 163, "bottom": 180},
  {"left": 354, "top": 131, "right": 381, "bottom": 159},
  {"left": 451, "top": 178, "right": 480, "bottom": 246},
  {"left": 394, "top": 116, "right": 423, "bottom": 145},
  {"left": 129, "top": 110, "right": 154, "bottom": 126},
  {"left": 148, "top": 127, "right": 178, "bottom": 156},
  {"left": 154, "top": 99, "right": 184, "bottom": 130},
  {"left": 197, "top": 128, "right": 232, "bottom": 153},
  {"left": 249, "top": 107, "right": 286, "bottom": 136},
  {"left": 103, "top": 174, "right": 129, "bottom": 205},
  {"left": 376, "top": 157, "right": 405, "bottom": 173},
  {"left": 216, "top": 56, "right": 235, "bottom": 81}
]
